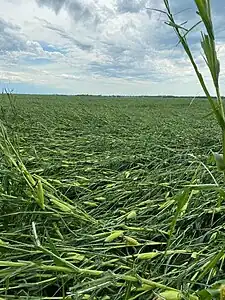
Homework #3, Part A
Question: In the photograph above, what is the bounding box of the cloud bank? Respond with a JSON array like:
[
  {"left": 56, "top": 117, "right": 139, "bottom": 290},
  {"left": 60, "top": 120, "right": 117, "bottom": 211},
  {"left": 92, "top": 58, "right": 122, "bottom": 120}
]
[{"left": 0, "top": 0, "right": 224, "bottom": 95}]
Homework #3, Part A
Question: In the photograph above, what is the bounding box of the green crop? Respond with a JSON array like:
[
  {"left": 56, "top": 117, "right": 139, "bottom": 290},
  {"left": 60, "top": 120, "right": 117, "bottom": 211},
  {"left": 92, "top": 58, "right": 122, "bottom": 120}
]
[{"left": 0, "top": 1, "right": 225, "bottom": 298}]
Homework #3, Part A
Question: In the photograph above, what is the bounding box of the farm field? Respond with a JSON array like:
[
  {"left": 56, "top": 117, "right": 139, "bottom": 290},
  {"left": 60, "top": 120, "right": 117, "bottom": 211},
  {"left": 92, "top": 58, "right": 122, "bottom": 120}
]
[{"left": 0, "top": 94, "right": 224, "bottom": 299}]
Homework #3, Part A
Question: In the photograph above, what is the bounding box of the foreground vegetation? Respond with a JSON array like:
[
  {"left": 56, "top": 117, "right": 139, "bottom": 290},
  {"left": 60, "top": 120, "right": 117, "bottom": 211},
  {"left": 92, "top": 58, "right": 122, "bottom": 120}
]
[{"left": 1, "top": 94, "right": 225, "bottom": 299}]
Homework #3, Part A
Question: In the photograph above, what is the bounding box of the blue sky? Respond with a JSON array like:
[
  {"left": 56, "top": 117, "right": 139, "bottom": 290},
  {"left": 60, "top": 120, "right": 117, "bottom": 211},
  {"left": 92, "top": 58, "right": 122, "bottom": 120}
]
[{"left": 0, "top": 0, "right": 225, "bottom": 96}]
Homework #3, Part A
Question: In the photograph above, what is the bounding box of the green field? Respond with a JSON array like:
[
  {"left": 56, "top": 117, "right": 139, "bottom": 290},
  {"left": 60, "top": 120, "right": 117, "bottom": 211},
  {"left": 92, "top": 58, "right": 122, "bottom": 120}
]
[{"left": 0, "top": 94, "right": 224, "bottom": 299}]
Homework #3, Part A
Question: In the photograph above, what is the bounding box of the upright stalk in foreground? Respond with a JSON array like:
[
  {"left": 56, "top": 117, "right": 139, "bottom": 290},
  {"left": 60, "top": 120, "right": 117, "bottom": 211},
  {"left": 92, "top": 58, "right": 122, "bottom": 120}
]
[{"left": 162, "top": 0, "right": 225, "bottom": 174}]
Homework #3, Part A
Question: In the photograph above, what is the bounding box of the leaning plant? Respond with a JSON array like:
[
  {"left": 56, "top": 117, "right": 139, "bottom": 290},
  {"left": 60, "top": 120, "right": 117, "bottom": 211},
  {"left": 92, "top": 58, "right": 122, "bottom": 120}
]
[{"left": 158, "top": 0, "right": 225, "bottom": 173}]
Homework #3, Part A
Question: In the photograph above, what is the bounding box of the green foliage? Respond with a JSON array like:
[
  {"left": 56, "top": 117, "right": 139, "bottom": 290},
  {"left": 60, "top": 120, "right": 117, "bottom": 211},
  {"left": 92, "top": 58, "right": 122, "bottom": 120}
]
[
  {"left": 162, "top": 0, "right": 225, "bottom": 298},
  {"left": 0, "top": 94, "right": 224, "bottom": 299},
  {"left": 0, "top": 3, "right": 225, "bottom": 293}
]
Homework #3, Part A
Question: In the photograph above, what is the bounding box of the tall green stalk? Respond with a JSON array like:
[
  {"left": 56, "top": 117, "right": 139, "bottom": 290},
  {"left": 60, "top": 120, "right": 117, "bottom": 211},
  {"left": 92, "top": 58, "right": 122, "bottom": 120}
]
[{"left": 161, "top": 0, "right": 225, "bottom": 174}]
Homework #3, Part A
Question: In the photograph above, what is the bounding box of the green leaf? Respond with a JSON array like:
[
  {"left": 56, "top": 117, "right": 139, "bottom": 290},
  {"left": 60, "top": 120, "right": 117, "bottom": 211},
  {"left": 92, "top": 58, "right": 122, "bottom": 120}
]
[
  {"left": 105, "top": 231, "right": 124, "bottom": 242},
  {"left": 195, "top": 249, "right": 224, "bottom": 282},
  {"left": 197, "top": 289, "right": 213, "bottom": 300},
  {"left": 127, "top": 210, "right": 137, "bottom": 220},
  {"left": 213, "top": 153, "right": 225, "bottom": 171},
  {"left": 168, "top": 189, "right": 193, "bottom": 245},
  {"left": 137, "top": 252, "right": 160, "bottom": 260},
  {"left": 159, "top": 290, "right": 181, "bottom": 300},
  {"left": 124, "top": 236, "right": 140, "bottom": 246},
  {"left": 0, "top": 239, "right": 7, "bottom": 245},
  {"left": 36, "top": 179, "right": 45, "bottom": 209}
]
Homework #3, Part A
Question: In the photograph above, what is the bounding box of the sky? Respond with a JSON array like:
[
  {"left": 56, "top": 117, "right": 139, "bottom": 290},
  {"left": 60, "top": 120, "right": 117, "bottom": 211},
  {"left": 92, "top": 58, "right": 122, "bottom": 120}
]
[{"left": 0, "top": 0, "right": 225, "bottom": 96}]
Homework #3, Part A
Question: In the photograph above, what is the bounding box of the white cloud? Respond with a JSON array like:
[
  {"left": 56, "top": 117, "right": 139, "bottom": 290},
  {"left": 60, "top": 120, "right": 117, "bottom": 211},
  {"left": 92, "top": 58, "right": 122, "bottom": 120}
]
[{"left": 0, "top": 0, "right": 224, "bottom": 95}]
